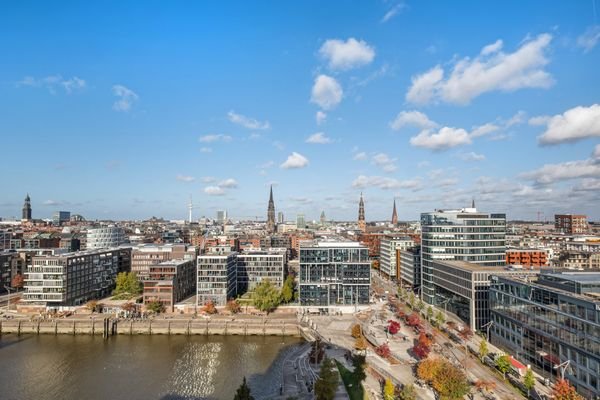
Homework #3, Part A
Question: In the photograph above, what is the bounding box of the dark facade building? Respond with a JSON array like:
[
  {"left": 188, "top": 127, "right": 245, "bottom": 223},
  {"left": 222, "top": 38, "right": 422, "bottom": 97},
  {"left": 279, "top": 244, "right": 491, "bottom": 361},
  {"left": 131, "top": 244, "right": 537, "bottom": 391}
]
[
  {"left": 0, "top": 251, "right": 25, "bottom": 294},
  {"left": 398, "top": 246, "right": 421, "bottom": 289},
  {"left": 22, "top": 194, "right": 32, "bottom": 221},
  {"left": 142, "top": 259, "right": 196, "bottom": 312},
  {"left": 299, "top": 240, "right": 370, "bottom": 311},
  {"left": 490, "top": 272, "right": 600, "bottom": 398}
]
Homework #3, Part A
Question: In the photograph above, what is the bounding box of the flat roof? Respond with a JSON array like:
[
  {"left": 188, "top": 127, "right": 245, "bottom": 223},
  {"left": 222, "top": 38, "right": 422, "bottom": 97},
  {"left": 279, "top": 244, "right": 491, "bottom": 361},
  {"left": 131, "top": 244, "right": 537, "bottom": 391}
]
[
  {"left": 542, "top": 271, "right": 600, "bottom": 284},
  {"left": 432, "top": 260, "right": 521, "bottom": 273}
]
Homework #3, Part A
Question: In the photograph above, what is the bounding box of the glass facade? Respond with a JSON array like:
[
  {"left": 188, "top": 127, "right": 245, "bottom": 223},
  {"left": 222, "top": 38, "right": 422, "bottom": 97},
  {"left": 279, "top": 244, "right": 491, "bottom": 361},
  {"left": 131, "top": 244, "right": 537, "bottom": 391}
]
[
  {"left": 490, "top": 274, "right": 600, "bottom": 398},
  {"left": 299, "top": 243, "right": 370, "bottom": 308}
]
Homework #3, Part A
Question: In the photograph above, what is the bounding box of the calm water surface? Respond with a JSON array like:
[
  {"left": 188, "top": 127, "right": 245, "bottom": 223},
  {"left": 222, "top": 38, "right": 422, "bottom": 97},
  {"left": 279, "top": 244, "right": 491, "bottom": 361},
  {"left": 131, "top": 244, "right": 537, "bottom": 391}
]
[{"left": 0, "top": 334, "right": 303, "bottom": 400}]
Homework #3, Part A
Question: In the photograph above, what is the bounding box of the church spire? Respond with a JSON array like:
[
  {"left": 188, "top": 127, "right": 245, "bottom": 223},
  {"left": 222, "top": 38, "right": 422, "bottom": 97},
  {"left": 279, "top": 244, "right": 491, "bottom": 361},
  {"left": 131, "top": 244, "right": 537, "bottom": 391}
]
[
  {"left": 267, "top": 185, "right": 276, "bottom": 233},
  {"left": 471, "top": 198, "right": 476, "bottom": 209},
  {"left": 392, "top": 199, "right": 398, "bottom": 225},
  {"left": 358, "top": 193, "right": 366, "bottom": 232}
]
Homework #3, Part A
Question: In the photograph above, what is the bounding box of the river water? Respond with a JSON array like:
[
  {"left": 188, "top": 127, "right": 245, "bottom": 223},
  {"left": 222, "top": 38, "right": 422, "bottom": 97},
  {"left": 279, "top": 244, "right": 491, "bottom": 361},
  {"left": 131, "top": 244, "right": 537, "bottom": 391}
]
[{"left": 0, "top": 334, "right": 303, "bottom": 400}]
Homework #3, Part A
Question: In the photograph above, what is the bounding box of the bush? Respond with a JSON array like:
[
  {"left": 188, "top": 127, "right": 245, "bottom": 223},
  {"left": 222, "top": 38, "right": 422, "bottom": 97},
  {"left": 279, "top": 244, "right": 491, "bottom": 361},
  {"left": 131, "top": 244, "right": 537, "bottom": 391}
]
[
  {"left": 146, "top": 300, "right": 165, "bottom": 314},
  {"left": 351, "top": 323, "right": 362, "bottom": 338},
  {"left": 387, "top": 320, "right": 400, "bottom": 335},
  {"left": 202, "top": 300, "right": 218, "bottom": 314},
  {"left": 226, "top": 299, "right": 241, "bottom": 314},
  {"left": 376, "top": 343, "right": 391, "bottom": 358}
]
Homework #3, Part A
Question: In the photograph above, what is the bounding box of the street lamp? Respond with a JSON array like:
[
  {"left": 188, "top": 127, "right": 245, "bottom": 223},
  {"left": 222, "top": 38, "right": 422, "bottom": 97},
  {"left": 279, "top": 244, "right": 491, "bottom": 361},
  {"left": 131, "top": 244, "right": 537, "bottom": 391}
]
[
  {"left": 554, "top": 360, "right": 571, "bottom": 380},
  {"left": 481, "top": 320, "right": 494, "bottom": 342}
]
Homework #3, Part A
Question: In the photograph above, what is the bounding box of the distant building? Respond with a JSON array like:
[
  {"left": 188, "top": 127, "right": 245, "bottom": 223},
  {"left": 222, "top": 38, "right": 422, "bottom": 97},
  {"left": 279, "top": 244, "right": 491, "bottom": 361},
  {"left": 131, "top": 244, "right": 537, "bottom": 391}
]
[
  {"left": 131, "top": 244, "right": 198, "bottom": 277},
  {"left": 0, "top": 230, "right": 12, "bottom": 251},
  {"left": 22, "top": 194, "right": 32, "bottom": 221},
  {"left": 216, "top": 210, "right": 227, "bottom": 224},
  {"left": 296, "top": 214, "right": 306, "bottom": 229},
  {"left": 260, "top": 235, "right": 291, "bottom": 251},
  {"left": 490, "top": 271, "right": 600, "bottom": 398},
  {"left": 277, "top": 211, "right": 284, "bottom": 224},
  {"left": 506, "top": 249, "right": 549, "bottom": 267},
  {"left": 557, "top": 251, "right": 600, "bottom": 269},
  {"left": 555, "top": 214, "right": 588, "bottom": 235},
  {"left": 391, "top": 199, "right": 398, "bottom": 225},
  {"left": 0, "top": 251, "right": 25, "bottom": 294},
  {"left": 299, "top": 240, "right": 370, "bottom": 311},
  {"left": 358, "top": 193, "right": 366, "bottom": 232},
  {"left": 267, "top": 185, "right": 276, "bottom": 233},
  {"left": 52, "top": 211, "right": 71, "bottom": 225},
  {"left": 22, "top": 248, "right": 132, "bottom": 307},
  {"left": 196, "top": 251, "right": 237, "bottom": 306},
  {"left": 420, "top": 207, "right": 506, "bottom": 304},
  {"left": 237, "top": 249, "right": 286, "bottom": 294},
  {"left": 398, "top": 246, "right": 421, "bottom": 289},
  {"left": 142, "top": 259, "right": 196, "bottom": 312},
  {"left": 380, "top": 235, "right": 414, "bottom": 279},
  {"left": 86, "top": 226, "right": 127, "bottom": 249}
]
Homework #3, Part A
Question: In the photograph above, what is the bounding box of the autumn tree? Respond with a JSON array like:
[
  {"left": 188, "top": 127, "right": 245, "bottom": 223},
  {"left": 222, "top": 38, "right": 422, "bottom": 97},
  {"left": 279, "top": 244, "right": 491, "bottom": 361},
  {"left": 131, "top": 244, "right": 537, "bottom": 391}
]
[
  {"left": 234, "top": 376, "right": 255, "bottom": 400},
  {"left": 479, "top": 339, "right": 489, "bottom": 361},
  {"left": 406, "top": 312, "right": 421, "bottom": 327},
  {"left": 354, "top": 336, "right": 367, "bottom": 352},
  {"left": 383, "top": 378, "right": 395, "bottom": 400},
  {"left": 146, "top": 300, "right": 165, "bottom": 314},
  {"left": 417, "top": 358, "right": 444, "bottom": 383},
  {"left": 413, "top": 332, "right": 432, "bottom": 359},
  {"left": 376, "top": 343, "right": 391, "bottom": 358},
  {"left": 11, "top": 273, "right": 24, "bottom": 289},
  {"left": 85, "top": 300, "right": 99, "bottom": 312},
  {"left": 113, "top": 272, "right": 142, "bottom": 297},
  {"left": 351, "top": 323, "right": 362, "bottom": 338},
  {"left": 252, "top": 279, "right": 281, "bottom": 313},
  {"left": 387, "top": 320, "right": 400, "bottom": 335},
  {"left": 226, "top": 299, "right": 241, "bottom": 314},
  {"left": 397, "top": 383, "right": 417, "bottom": 400},
  {"left": 314, "top": 357, "right": 339, "bottom": 400},
  {"left": 495, "top": 355, "right": 511, "bottom": 380},
  {"left": 418, "top": 358, "right": 469, "bottom": 400},
  {"left": 552, "top": 379, "right": 583, "bottom": 400},
  {"left": 203, "top": 300, "right": 218, "bottom": 314},
  {"left": 523, "top": 368, "right": 535, "bottom": 398}
]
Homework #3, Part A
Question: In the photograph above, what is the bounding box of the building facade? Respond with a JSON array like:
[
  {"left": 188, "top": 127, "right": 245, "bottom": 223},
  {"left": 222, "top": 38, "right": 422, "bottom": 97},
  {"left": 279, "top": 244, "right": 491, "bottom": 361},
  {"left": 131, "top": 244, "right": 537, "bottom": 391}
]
[
  {"left": 555, "top": 214, "right": 588, "bottom": 235},
  {"left": 22, "top": 194, "right": 32, "bottom": 221},
  {"left": 86, "top": 226, "right": 127, "bottom": 249},
  {"left": 237, "top": 249, "right": 286, "bottom": 294},
  {"left": 196, "top": 252, "right": 237, "bottom": 306},
  {"left": 398, "top": 246, "right": 421, "bottom": 289},
  {"left": 1, "top": 251, "right": 24, "bottom": 294},
  {"left": 142, "top": 259, "right": 196, "bottom": 312},
  {"left": 506, "top": 249, "right": 549, "bottom": 267},
  {"left": 420, "top": 207, "right": 506, "bottom": 304},
  {"left": 22, "top": 248, "right": 132, "bottom": 307},
  {"left": 490, "top": 272, "right": 600, "bottom": 398},
  {"left": 380, "top": 235, "right": 414, "bottom": 279},
  {"left": 299, "top": 241, "right": 370, "bottom": 310},
  {"left": 131, "top": 244, "right": 197, "bottom": 277},
  {"left": 52, "top": 211, "right": 71, "bottom": 225}
]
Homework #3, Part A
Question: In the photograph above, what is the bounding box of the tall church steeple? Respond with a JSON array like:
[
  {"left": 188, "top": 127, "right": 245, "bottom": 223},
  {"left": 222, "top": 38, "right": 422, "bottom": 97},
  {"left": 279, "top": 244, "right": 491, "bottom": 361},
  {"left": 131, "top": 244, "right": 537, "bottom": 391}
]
[
  {"left": 267, "top": 185, "right": 276, "bottom": 233},
  {"left": 391, "top": 199, "right": 398, "bottom": 225},
  {"left": 22, "top": 193, "right": 32, "bottom": 221},
  {"left": 358, "top": 193, "right": 366, "bottom": 232}
]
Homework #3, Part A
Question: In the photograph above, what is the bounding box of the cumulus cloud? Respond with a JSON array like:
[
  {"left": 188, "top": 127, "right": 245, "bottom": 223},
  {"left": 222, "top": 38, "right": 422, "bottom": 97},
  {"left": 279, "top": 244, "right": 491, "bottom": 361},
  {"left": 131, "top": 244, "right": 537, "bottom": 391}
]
[
  {"left": 227, "top": 110, "right": 270, "bottom": 130},
  {"left": 112, "top": 84, "right": 139, "bottom": 112},
  {"left": 390, "top": 110, "right": 438, "bottom": 130},
  {"left": 199, "top": 134, "right": 233, "bottom": 143},
  {"left": 17, "top": 75, "right": 86, "bottom": 94},
  {"left": 410, "top": 127, "right": 471, "bottom": 150},
  {"left": 577, "top": 25, "right": 600, "bottom": 53},
  {"left": 573, "top": 178, "right": 600, "bottom": 192},
  {"left": 311, "top": 75, "right": 343, "bottom": 110},
  {"left": 406, "top": 33, "right": 553, "bottom": 105},
  {"left": 470, "top": 123, "right": 500, "bottom": 138},
  {"left": 281, "top": 152, "right": 309, "bottom": 169},
  {"left": 534, "top": 104, "right": 600, "bottom": 145},
  {"left": 372, "top": 153, "right": 397, "bottom": 172},
  {"left": 353, "top": 152, "right": 368, "bottom": 161},
  {"left": 460, "top": 152, "right": 486, "bottom": 161},
  {"left": 176, "top": 175, "right": 195, "bottom": 182},
  {"left": 381, "top": 3, "right": 407, "bottom": 23},
  {"left": 316, "top": 111, "right": 327, "bottom": 125},
  {"left": 204, "top": 186, "right": 225, "bottom": 196},
  {"left": 319, "top": 38, "right": 375, "bottom": 70},
  {"left": 306, "top": 132, "right": 332, "bottom": 144},
  {"left": 522, "top": 158, "right": 600, "bottom": 185},
  {"left": 218, "top": 178, "right": 238, "bottom": 188},
  {"left": 352, "top": 175, "right": 421, "bottom": 190}
]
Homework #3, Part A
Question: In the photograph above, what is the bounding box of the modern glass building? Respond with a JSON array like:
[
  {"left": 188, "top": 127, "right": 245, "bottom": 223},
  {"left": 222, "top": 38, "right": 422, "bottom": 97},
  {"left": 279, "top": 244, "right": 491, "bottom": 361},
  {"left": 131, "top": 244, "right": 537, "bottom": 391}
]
[
  {"left": 299, "top": 240, "right": 370, "bottom": 310},
  {"left": 86, "top": 226, "right": 127, "bottom": 249},
  {"left": 196, "top": 252, "right": 237, "bottom": 306},
  {"left": 420, "top": 207, "right": 506, "bottom": 304},
  {"left": 379, "top": 235, "right": 414, "bottom": 279},
  {"left": 490, "top": 272, "right": 600, "bottom": 398},
  {"left": 237, "top": 249, "right": 286, "bottom": 294},
  {"left": 398, "top": 246, "right": 421, "bottom": 289}
]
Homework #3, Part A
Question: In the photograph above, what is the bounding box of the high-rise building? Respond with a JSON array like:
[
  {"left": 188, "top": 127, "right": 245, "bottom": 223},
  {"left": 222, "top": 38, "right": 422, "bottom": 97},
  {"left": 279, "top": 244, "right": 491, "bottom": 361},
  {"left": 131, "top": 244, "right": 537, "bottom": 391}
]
[
  {"left": 299, "top": 240, "right": 370, "bottom": 311},
  {"left": 358, "top": 193, "right": 366, "bottom": 232},
  {"left": 216, "top": 210, "right": 227, "bottom": 224},
  {"left": 277, "top": 211, "right": 284, "bottom": 224},
  {"left": 391, "top": 199, "right": 398, "bottom": 225},
  {"left": 86, "top": 226, "right": 127, "bottom": 249},
  {"left": 267, "top": 185, "right": 276, "bottom": 233},
  {"left": 22, "top": 194, "right": 32, "bottom": 221},
  {"left": 380, "top": 235, "right": 414, "bottom": 279},
  {"left": 296, "top": 214, "right": 306, "bottom": 229},
  {"left": 52, "top": 211, "right": 71, "bottom": 225},
  {"left": 196, "top": 251, "right": 237, "bottom": 306},
  {"left": 555, "top": 214, "right": 588, "bottom": 234},
  {"left": 420, "top": 206, "right": 506, "bottom": 304}
]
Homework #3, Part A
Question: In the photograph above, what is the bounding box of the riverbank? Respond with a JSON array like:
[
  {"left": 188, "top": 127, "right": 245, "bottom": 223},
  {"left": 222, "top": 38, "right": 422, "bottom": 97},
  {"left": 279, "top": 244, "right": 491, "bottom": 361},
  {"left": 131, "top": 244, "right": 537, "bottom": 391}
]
[{"left": 0, "top": 315, "right": 303, "bottom": 337}]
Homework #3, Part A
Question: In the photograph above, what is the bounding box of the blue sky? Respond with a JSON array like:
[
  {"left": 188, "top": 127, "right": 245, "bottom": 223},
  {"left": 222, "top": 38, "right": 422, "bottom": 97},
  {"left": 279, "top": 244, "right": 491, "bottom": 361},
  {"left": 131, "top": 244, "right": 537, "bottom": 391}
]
[{"left": 1, "top": 1, "right": 599, "bottom": 221}]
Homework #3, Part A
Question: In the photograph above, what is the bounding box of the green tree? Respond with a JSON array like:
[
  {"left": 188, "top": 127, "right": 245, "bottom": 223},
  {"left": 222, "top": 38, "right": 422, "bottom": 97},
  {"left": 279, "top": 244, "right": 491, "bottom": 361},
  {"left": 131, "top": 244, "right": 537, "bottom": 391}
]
[
  {"left": 253, "top": 280, "right": 281, "bottom": 313},
  {"left": 479, "top": 339, "right": 489, "bottom": 361},
  {"left": 281, "top": 275, "right": 296, "bottom": 303},
  {"left": 523, "top": 368, "right": 535, "bottom": 398},
  {"left": 352, "top": 354, "right": 366, "bottom": 383},
  {"left": 146, "top": 300, "right": 165, "bottom": 314},
  {"left": 397, "top": 384, "right": 417, "bottom": 400},
  {"left": 426, "top": 306, "right": 434, "bottom": 321},
  {"left": 408, "top": 292, "right": 416, "bottom": 309},
  {"left": 495, "top": 355, "right": 511, "bottom": 380},
  {"left": 383, "top": 378, "right": 395, "bottom": 400},
  {"left": 233, "top": 376, "right": 255, "bottom": 400},
  {"left": 417, "top": 299, "right": 425, "bottom": 312},
  {"left": 434, "top": 310, "right": 445, "bottom": 327},
  {"left": 432, "top": 365, "right": 470, "bottom": 400},
  {"left": 314, "top": 357, "right": 339, "bottom": 400},
  {"left": 113, "top": 272, "right": 142, "bottom": 297}
]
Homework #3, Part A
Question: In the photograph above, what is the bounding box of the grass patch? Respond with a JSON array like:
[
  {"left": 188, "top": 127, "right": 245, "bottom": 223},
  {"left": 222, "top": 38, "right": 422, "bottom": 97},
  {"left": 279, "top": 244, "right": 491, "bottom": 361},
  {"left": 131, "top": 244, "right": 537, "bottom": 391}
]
[{"left": 335, "top": 360, "right": 365, "bottom": 400}]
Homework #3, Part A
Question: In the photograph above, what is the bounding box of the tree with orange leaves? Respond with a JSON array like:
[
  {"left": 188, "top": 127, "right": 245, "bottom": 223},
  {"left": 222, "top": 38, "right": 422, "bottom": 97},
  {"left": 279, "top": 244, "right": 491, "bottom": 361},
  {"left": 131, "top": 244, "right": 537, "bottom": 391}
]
[{"left": 552, "top": 379, "right": 583, "bottom": 400}]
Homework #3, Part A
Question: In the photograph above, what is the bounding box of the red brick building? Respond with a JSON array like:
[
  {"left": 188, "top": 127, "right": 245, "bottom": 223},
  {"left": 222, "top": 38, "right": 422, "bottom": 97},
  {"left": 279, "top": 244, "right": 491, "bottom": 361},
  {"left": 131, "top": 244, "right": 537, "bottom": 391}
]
[
  {"left": 555, "top": 214, "right": 588, "bottom": 234},
  {"left": 506, "top": 249, "right": 549, "bottom": 268}
]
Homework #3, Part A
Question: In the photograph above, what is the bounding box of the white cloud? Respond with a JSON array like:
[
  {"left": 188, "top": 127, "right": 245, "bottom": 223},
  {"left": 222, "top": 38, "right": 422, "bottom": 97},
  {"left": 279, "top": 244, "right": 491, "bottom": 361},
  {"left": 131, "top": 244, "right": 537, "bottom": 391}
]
[
  {"left": 352, "top": 175, "right": 421, "bottom": 190},
  {"left": 319, "top": 38, "right": 375, "bottom": 70},
  {"left": 200, "top": 147, "right": 213, "bottom": 153},
  {"left": 594, "top": 144, "right": 600, "bottom": 159},
  {"left": 535, "top": 104, "right": 600, "bottom": 145},
  {"left": 522, "top": 158, "right": 600, "bottom": 184},
  {"left": 112, "top": 84, "right": 139, "bottom": 112},
  {"left": 353, "top": 152, "right": 368, "bottom": 161},
  {"left": 17, "top": 75, "right": 86, "bottom": 94},
  {"left": 310, "top": 75, "right": 343, "bottom": 110},
  {"left": 176, "top": 175, "right": 195, "bottom": 182},
  {"left": 381, "top": 3, "right": 407, "bottom": 23},
  {"left": 506, "top": 110, "right": 527, "bottom": 127},
  {"left": 281, "top": 152, "right": 309, "bottom": 169},
  {"left": 42, "top": 199, "right": 63, "bottom": 206},
  {"left": 227, "top": 110, "right": 270, "bottom": 130},
  {"left": 460, "top": 152, "right": 486, "bottom": 161},
  {"left": 390, "top": 110, "right": 438, "bottom": 130},
  {"left": 574, "top": 178, "right": 600, "bottom": 192},
  {"left": 199, "top": 134, "right": 233, "bottom": 143},
  {"left": 218, "top": 178, "right": 238, "bottom": 188},
  {"left": 204, "top": 186, "right": 225, "bottom": 196},
  {"left": 372, "top": 153, "right": 397, "bottom": 172},
  {"left": 406, "top": 33, "right": 553, "bottom": 105},
  {"left": 577, "top": 25, "right": 600, "bottom": 53},
  {"left": 306, "top": 132, "right": 332, "bottom": 144},
  {"left": 316, "top": 111, "right": 327, "bottom": 125},
  {"left": 470, "top": 123, "right": 500, "bottom": 138},
  {"left": 260, "top": 161, "right": 275, "bottom": 169},
  {"left": 201, "top": 177, "right": 216, "bottom": 183},
  {"left": 409, "top": 127, "right": 471, "bottom": 150}
]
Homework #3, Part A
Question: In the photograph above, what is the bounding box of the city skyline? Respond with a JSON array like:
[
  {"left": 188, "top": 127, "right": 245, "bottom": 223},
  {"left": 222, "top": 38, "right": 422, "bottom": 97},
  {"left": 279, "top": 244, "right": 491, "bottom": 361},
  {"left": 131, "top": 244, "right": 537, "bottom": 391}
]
[{"left": 1, "top": 1, "right": 600, "bottom": 221}]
